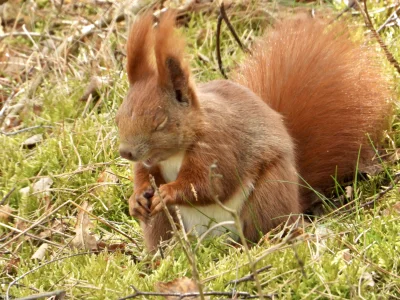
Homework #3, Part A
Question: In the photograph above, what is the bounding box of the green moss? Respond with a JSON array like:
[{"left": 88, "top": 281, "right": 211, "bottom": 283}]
[{"left": 1, "top": 0, "right": 399, "bottom": 299}]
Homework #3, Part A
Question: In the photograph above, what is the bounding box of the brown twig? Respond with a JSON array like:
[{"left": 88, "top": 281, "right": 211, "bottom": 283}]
[
  {"left": 0, "top": 187, "right": 16, "bottom": 205},
  {"left": 119, "top": 285, "right": 261, "bottom": 299},
  {"left": 216, "top": 13, "right": 228, "bottom": 79},
  {"left": 355, "top": 0, "right": 400, "bottom": 75},
  {"left": 219, "top": 2, "right": 249, "bottom": 53},
  {"left": 216, "top": 2, "right": 250, "bottom": 79},
  {"left": 16, "top": 290, "right": 66, "bottom": 300},
  {"left": 226, "top": 265, "right": 272, "bottom": 286}
]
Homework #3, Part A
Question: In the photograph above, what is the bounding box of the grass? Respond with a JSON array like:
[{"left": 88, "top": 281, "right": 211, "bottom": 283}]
[{"left": 0, "top": 0, "right": 399, "bottom": 299}]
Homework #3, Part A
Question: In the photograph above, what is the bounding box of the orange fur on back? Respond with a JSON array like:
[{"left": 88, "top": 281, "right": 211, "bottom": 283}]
[{"left": 235, "top": 18, "right": 392, "bottom": 209}]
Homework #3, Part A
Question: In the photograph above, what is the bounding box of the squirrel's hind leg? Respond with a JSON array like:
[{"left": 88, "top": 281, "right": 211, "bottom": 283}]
[
  {"left": 141, "top": 209, "right": 177, "bottom": 252},
  {"left": 240, "top": 157, "right": 302, "bottom": 242}
]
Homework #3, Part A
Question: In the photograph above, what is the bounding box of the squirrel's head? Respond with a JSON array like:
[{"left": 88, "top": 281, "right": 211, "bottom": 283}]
[{"left": 116, "top": 11, "right": 200, "bottom": 168}]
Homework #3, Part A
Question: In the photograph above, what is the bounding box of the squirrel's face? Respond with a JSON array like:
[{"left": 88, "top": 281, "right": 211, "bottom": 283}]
[{"left": 116, "top": 76, "right": 199, "bottom": 168}]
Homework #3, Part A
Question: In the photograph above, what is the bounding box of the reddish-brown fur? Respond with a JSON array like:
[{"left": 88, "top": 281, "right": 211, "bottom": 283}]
[
  {"left": 116, "top": 12, "right": 391, "bottom": 251},
  {"left": 235, "top": 18, "right": 391, "bottom": 209}
]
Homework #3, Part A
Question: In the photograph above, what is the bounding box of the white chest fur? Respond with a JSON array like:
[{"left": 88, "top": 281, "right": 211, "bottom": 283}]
[
  {"left": 159, "top": 151, "right": 185, "bottom": 182},
  {"left": 158, "top": 152, "right": 252, "bottom": 239},
  {"left": 177, "top": 182, "right": 253, "bottom": 238}
]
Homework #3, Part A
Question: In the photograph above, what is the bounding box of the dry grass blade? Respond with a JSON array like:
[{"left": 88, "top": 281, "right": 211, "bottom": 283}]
[
  {"left": 0, "top": 200, "right": 73, "bottom": 250},
  {"left": 150, "top": 175, "right": 205, "bottom": 300},
  {"left": 5, "top": 251, "right": 100, "bottom": 299},
  {"left": 16, "top": 290, "right": 66, "bottom": 300}
]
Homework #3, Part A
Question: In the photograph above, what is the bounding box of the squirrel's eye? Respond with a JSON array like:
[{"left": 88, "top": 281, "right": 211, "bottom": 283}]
[
  {"left": 155, "top": 116, "right": 168, "bottom": 131},
  {"left": 175, "top": 89, "right": 189, "bottom": 106},
  {"left": 175, "top": 90, "right": 183, "bottom": 102}
]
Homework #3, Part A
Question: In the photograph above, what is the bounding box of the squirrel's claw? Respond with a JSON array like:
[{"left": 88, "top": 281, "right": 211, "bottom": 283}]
[
  {"left": 150, "top": 184, "right": 176, "bottom": 216},
  {"left": 129, "top": 192, "right": 152, "bottom": 222}
]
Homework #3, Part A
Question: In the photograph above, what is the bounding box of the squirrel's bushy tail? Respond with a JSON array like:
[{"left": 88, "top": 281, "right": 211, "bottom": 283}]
[{"left": 234, "top": 17, "right": 392, "bottom": 210}]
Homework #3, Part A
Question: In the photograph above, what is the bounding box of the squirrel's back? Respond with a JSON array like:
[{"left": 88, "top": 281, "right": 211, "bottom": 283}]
[{"left": 234, "top": 17, "right": 392, "bottom": 209}]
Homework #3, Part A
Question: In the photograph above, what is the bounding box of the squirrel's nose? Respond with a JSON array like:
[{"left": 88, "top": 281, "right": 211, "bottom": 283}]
[
  {"left": 119, "top": 149, "right": 136, "bottom": 161},
  {"left": 119, "top": 145, "right": 138, "bottom": 161}
]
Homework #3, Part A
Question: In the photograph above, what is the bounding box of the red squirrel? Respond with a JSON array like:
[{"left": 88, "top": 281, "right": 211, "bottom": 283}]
[{"left": 115, "top": 12, "right": 391, "bottom": 250}]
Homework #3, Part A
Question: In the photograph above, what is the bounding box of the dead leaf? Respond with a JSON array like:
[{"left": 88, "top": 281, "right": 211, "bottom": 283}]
[
  {"left": 359, "top": 163, "right": 384, "bottom": 176},
  {"left": 15, "top": 218, "right": 28, "bottom": 231},
  {"left": 0, "top": 0, "right": 21, "bottom": 24},
  {"left": 31, "top": 243, "right": 49, "bottom": 260},
  {"left": 38, "top": 219, "right": 67, "bottom": 239},
  {"left": 3, "top": 114, "right": 22, "bottom": 131},
  {"left": 361, "top": 271, "right": 375, "bottom": 287},
  {"left": 4, "top": 257, "right": 20, "bottom": 275},
  {"left": 0, "top": 204, "right": 13, "bottom": 222},
  {"left": 393, "top": 202, "right": 400, "bottom": 214},
  {"left": 382, "top": 201, "right": 400, "bottom": 216},
  {"left": 20, "top": 177, "right": 53, "bottom": 197},
  {"left": 97, "top": 241, "right": 126, "bottom": 252},
  {"left": 341, "top": 249, "right": 351, "bottom": 263},
  {"left": 21, "top": 133, "right": 43, "bottom": 149},
  {"left": 156, "top": 277, "right": 207, "bottom": 300},
  {"left": 71, "top": 201, "right": 98, "bottom": 250}
]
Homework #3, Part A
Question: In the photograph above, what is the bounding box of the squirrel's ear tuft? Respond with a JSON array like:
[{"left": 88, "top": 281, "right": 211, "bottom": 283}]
[
  {"left": 127, "top": 12, "right": 155, "bottom": 85},
  {"left": 154, "top": 11, "right": 196, "bottom": 106}
]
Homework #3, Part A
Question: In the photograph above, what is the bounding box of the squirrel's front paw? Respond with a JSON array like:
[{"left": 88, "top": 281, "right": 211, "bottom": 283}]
[
  {"left": 129, "top": 188, "right": 154, "bottom": 222},
  {"left": 150, "top": 184, "right": 177, "bottom": 216}
]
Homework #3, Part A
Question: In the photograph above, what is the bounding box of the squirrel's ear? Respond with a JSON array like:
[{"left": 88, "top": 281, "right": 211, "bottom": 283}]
[
  {"left": 155, "top": 11, "right": 196, "bottom": 106},
  {"left": 127, "top": 12, "right": 155, "bottom": 85},
  {"left": 165, "top": 56, "right": 189, "bottom": 104}
]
